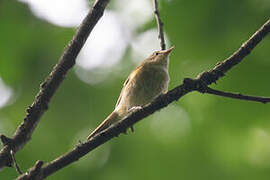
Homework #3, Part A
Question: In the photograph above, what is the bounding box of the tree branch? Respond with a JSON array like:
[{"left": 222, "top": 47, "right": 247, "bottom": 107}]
[
  {"left": 0, "top": 0, "right": 110, "bottom": 169},
  {"left": 17, "top": 18, "right": 270, "bottom": 180},
  {"left": 153, "top": 0, "right": 166, "bottom": 50},
  {"left": 201, "top": 87, "right": 270, "bottom": 104},
  {"left": 196, "top": 18, "right": 270, "bottom": 85}
]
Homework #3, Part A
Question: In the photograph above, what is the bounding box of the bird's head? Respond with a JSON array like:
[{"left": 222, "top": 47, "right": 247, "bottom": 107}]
[{"left": 147, "top": 46, "right": 174, "bottom": 66}]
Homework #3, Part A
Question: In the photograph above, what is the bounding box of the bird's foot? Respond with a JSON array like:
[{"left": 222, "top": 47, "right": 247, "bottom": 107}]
[{"left": 123, "top": 106, "right": 141, "bottom": 135}]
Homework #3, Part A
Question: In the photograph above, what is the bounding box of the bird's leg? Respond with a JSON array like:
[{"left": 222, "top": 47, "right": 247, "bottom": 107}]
[
  {"left": 130, "top": 126, "right": 134, "bottom": 132},
  {"left": 126, "top": 106, "right": 142, "bottom": 133}
]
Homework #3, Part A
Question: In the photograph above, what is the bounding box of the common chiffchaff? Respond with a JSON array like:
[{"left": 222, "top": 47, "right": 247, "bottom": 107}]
[{"left": 87, "top": 47, "right": 174, "bottom": 140}]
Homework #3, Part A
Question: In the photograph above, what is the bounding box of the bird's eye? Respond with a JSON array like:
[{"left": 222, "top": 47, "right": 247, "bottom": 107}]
[{"left": 155, "top": 52, "right": 159, "bottom": 56}]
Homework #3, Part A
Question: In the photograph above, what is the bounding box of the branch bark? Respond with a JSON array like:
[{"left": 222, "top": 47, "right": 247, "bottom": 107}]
[
  {"left": 17, "top": 18, "right": 270, "bottom": 180},
  {"left": 0, "top": 0, "right": 110, "bottom": 169}
]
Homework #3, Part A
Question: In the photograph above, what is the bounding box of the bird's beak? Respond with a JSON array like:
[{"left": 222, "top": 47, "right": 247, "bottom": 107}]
[{"left": 161, "top": 46, "right": 175, "bottom": 54}]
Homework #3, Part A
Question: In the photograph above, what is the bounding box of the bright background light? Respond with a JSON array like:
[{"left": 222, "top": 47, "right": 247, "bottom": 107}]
[
  {"left": 18, "top": 0, "right": 170, "bottom": 84},
  {"left": 18, "top": 0, "right": 89, "bottom": 27},
  {"left": 0, "top": 77, "right": 13, "bottom": 109}
]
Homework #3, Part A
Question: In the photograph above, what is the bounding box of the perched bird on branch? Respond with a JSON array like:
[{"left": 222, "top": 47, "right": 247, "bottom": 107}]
[{"left": 87, "top": 47, "right": 174, "bottom": 140}]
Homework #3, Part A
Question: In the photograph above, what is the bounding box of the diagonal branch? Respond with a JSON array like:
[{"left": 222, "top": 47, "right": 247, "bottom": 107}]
[
  {"left": 201, "top": 86, "right": 270, "bottom": 104},
  {"left": 153, "top": 0, "right": 166, "bottom": 50},
  {"left": 0, "top": 0, "right": 111, "bottom": 169},
  {"left": 196, "top": 18, "right": 270, "bottom": 85},
  {"left": 17, "top": 18, "right": 270, "bottom": 180}
]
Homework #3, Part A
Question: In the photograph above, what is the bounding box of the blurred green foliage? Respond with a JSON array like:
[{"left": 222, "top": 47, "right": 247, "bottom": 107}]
[{"left": 0, "top": 0, "right": 270, "bottom": 179}]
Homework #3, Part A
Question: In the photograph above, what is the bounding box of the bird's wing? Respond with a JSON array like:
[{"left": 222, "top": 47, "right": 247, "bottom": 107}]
[
  {"left": 115, "top": 77, "right": 129, "bottom": 108},
  {"left": 115, "top": 66, "right": 142, "bottom": 108}
]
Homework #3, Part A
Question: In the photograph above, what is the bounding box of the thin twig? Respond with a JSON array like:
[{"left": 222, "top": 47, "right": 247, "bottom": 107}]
[
  {"left": 0, "top": 0, "right": 110, "bottom": 169},
  {"left": 153, "top": 0, "right": 166, "bottom": 50},
  {"left": 17, "top": 18, "right": 270, "bottom": 180},
  {"left": 203, "top": 87, "right": 270, "bottom": 104},
  {"left": 17, "top": 161, "right": 43, "bottom": 180},
  {"left": 10, "top": 150, "right": 22, "bottom": 175}
]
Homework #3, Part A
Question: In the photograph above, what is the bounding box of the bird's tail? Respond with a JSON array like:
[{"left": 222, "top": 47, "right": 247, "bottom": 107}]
[{"left": 87, "top": 111, "right": 120, "bottom": 140}]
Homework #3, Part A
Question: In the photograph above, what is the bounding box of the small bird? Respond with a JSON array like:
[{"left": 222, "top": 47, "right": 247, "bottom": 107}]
[{"left": 87, "top": 47, "right": 174, "bottom": 140}]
